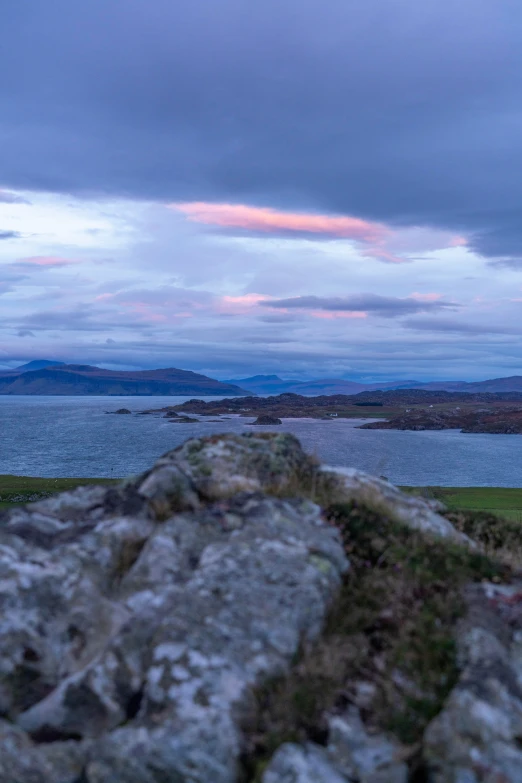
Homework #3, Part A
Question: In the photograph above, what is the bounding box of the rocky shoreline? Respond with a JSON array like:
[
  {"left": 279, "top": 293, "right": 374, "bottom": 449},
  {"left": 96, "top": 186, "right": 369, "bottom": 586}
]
[
  {"left": 141, "top": 391, "right": 522, "bottom": 432},
  {"left": 1, "top": 432, "right": 522, "bottom": 781},
  {"left": 360, "top": 406, "right": 522, "bottom": 433},
  {"left": 138, "top": 394, "right": 522, "bottom": 433}
]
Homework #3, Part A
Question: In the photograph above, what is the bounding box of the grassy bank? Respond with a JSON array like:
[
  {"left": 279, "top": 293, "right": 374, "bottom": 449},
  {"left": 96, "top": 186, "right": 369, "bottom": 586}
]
[
  {"left": 0, "top": 475, "right": 120, "bottom": 508},
  {"left": 402, "top": 486, "right": 522, "bottom": 522}
]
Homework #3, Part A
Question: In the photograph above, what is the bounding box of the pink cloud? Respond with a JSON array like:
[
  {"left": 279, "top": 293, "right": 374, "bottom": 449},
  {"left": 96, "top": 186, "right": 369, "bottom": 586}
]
[
  {"left": 449, "top": 235, "right": 468, "bottom": 247},
  {"left": 169, "top": 202, "right": 389, "bottom": 243},
  {"left": 221, "top": 293, "right": 270, "bottom": 306},
  {"left": 410, "top": 292, "right": 442, "bottom": 302},
  {"left": 218, "top": 293, "right": 271, "bottom": 314},
  {"left": 309, "top": 311, "right": 368, "bottom": 320},
  {"left": 116, "top": 300, "right": 169, "bottom": 323},
  {"left": 16, "top": 256, "right": 79, "bottom": 268},
  {"left": 168, "top": 202, "right": 471, "bottom": 265},
  {"left": 359, "top": 247, "right": 406, "bottom": 264}
]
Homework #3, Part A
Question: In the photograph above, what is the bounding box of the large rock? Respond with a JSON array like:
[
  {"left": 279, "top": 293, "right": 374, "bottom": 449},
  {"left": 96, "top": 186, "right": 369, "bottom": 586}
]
[
  {"left": 162, "top": 432, "right": 312, "bottom": 500},
  {"left": 0, "top": 432, "right": 505, "bottom": 783},
  {"left": 0, "top": 434, "right": 348, "bottom": 783}
]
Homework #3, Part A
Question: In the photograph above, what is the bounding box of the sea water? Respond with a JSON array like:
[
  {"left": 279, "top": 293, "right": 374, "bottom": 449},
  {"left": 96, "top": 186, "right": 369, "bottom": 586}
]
[{"left": 1, "top": 395, "right": 522, "bottom": 486}]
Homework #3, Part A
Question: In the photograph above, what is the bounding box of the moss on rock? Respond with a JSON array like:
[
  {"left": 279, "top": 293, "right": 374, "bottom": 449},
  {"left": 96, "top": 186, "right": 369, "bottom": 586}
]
[{"left": 242, "top": 500, "right": 512, "bottom": 779}]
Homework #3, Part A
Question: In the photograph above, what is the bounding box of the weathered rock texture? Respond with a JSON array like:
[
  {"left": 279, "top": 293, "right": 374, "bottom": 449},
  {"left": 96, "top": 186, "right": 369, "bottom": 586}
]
[
  {"left": 263, "top": 707, "right": 408, "bottom": 783},
  {"left": 321, "top": 465, "right": 471, "bottom": 545},
  {"left": 0, "top": 432, "right": 521, "bottom": 782},
  {"left": 423, "top": 580, "right": 522, "bottom": 782},
  {"left": 0, "top": 434, "right": 347, "bottom": 783}
]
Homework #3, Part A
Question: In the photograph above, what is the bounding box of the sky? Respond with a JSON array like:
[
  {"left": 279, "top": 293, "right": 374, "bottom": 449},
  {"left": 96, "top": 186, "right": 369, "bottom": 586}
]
[{"left": 1, "top": 0, "right": 522, "bottom": 382}]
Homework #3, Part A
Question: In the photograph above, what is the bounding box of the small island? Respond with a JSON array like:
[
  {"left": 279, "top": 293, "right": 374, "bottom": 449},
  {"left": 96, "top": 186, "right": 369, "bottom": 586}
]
[{"left": 249, "top": 414, "right": 282, "bottom": 425}]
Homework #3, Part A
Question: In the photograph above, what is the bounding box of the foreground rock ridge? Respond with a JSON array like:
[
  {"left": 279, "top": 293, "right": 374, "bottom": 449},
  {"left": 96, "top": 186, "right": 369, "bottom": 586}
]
[{"left": 0, "top": 433, "right": 521, "bottom": 782}]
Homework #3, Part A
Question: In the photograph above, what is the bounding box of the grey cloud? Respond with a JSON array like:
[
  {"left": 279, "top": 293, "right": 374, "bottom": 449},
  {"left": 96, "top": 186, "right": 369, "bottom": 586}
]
[
  {"left": 0, "top": 1, "right": 522, "bottom": 260},
  {"left": 17, "top": 329, "right": 35, "bottom": 337},
  {"left": 244, "top": 336, "right": 296, "bottom": 344},
  {"left": 263, "top": 294, "right": 460, "bottom": 317},
  {"left": 198, "top": 226, "right": 355, "bottom": 242},
  {"left": 0, "top": 231, "right": 21, "bottom": 240},
  {"left": 0, "top": 265, "right": 28, "bottom": 294},
  {"left": 0, "top": 190, "right": 30, "bottom": 204},
  {"left": 12, "top": 305, "right": 155, "bottom": 334},
  {"left": 5, "top": 333, "right": 516, "bottom": 383},
  {"left": 103, "top": 285, "right": 216, "bottom": 311},
  {"left": 3, "top": 300, "right": 521, "bottom": 380},
  {"left": 257, "top": 314, "right": 302, "bottom": 323},
  {"left": 403, "top": 317, "right": 521, "bottom": 335},
  {"left": 486, "top": 258, "right": 522, "bottom": 270}
]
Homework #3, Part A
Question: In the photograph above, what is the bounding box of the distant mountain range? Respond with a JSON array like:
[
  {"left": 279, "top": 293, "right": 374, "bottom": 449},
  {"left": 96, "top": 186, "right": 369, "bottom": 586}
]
[
  {"left": 225, "top": 374, "right": 522, "bottom": 395},
  {"left": 223, "top": 375, "right": 414, "bottom": 395},
  {"left": 0, "top": 363, "right": 248, "bottom": 396},
  {"left": 2, "top": 362, "right": 522, "bottom": 396}
]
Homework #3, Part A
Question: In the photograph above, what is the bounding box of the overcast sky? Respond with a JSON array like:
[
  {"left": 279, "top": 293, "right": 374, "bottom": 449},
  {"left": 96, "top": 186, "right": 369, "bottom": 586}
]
[{"left": 1, "top": 0, "right": 522, "bottom": 381}]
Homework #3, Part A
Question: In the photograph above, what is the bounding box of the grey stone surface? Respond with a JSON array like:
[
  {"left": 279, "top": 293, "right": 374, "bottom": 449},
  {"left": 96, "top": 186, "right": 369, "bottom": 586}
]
[
  {"left": 326, "top": 707, "right": 408, "bottom": 782},
  {"left": 262, "top": 743, "right": 348, "bottom": 783},
  {"left": 262, "top": 707, "right": 408, "bottom": 783},
  {"left": 423, "top": 581, "right": 522, "bottom": 782},
  {"left": 169, "top": 431, "right": 312, "bottom": 499},
  {"left": 321, "top": 465, "right": 472, "bottom": 545},
  {"left": 0, "top": 433, "right": 348, "bottom": 783}
]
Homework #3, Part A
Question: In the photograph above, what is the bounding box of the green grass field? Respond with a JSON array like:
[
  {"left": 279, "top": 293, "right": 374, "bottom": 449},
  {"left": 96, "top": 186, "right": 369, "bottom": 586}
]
[
  {"left": 0, "top": 475, "right": 120, "bottom": 508},
  {"left": 402, "top": 486, "right": 522, "bottom": 522}
]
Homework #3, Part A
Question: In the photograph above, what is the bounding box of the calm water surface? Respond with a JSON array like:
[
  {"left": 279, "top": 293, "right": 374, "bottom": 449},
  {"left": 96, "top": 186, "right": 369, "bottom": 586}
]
[{"left": 1, "top": 396, "right": 522, "bottom": 486}]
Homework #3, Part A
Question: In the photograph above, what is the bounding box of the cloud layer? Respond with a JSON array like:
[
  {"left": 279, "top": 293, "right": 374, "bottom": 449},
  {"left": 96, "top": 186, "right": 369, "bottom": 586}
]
[
  {"left": 0, "top": 0, "right": 522, "bottom": 264},
  {"left": 0, "top": 189, "right": 521, "bottom": 380},
  {"left": 1, "top": 3, "right": 522, "bottom": 379}
]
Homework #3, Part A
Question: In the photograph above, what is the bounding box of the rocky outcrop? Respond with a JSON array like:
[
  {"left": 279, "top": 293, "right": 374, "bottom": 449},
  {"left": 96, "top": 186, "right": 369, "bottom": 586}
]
[
  {"left": 321, "top": 465, "right": 470, "bottom": 544},
  {"left": 360, "top": 406, "right": 522, "bottom": 433},
  {"left": 0, "top": 432, "right": 521, "bottom": 782},
  {"left": 250, "top": 415, "right": 283, "bottom": 425}
]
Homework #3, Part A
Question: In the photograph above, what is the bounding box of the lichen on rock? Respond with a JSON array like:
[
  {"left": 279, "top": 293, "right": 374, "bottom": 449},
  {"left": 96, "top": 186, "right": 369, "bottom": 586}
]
[
  {"left": 0, "top": 434, "right": 346, "bottom": 782},
  {"left": 0, "top": 432, "right": 521, "bottom": 782}
]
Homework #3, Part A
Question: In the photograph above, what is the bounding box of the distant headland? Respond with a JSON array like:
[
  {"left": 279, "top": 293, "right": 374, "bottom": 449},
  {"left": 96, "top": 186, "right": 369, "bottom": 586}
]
[{"left": 0, "top": 362, "right": 248, "bottom": 396}]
